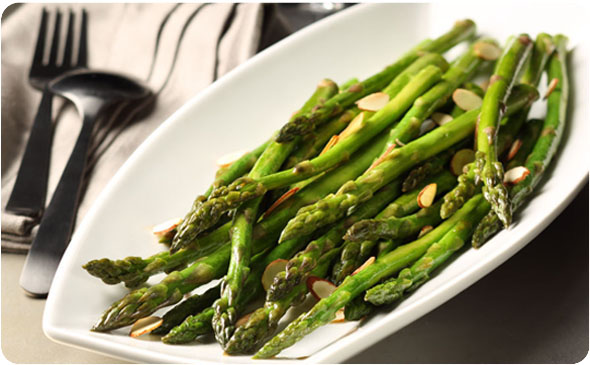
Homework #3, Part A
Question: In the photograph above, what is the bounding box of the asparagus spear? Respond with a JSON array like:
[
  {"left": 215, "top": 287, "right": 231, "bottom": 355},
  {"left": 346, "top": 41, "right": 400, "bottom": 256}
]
[
  {"left": 344, "top": 296, "right": 374, "bottom": 321},
  {"left": 444, "top": 33, "right": 551, "bottom": 219},
  {"left": 344, "top": 199, "right": 445, "bottom": 243},
  {"left": 278, "top": 110, "right": 482, "bottom": 242},
  {"left": 332, "top": 172, "right": 456, "bottom": 284},
  {"left": 388, "top": 170, "right": 457, "bottom": 218},
  {"left": 172, "top": 79, "right": 339, "bottom": 251},
  {"left": 224, "top": 248, "right": 341, "bottom": 354},
  {"left": 472, "top": 34, "right": 568, "bottom": 247},
  {"left": 382, "top": 38, "right": 497, "bottom": 153},
  {"left": 475, "top": 34, "right": 533, "bottom": 227},
  {"left": 365, "top": 197, "right": 491, "bottom": 305},
  {"left": 267, "top": 180, "right": 402, "bottom": 302},
  {"left": 162, "top": 228, "right": 314, "bottom": 344},
  {"left": 182, "top": 63, "right": 445, "bottom": 239},
  {"left": 255, "top": 195, "right": 485, "bottom": 359},
  {"left": 92, "top": 128, "right": 393, "bottom": 332},
  {"left": 276, "top": 19, "right": 476, "bottom": 142},
  {"left": 401, "top": 142, "right": 465, "bottom": 192},
  {"left": 151, "top": 284, "right": 219, "bottom": 335}
]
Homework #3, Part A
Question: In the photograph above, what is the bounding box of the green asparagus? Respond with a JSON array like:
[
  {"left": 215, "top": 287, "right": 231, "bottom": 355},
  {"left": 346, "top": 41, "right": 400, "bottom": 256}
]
[
  {"left": 475, "top": 34, "right": 532, "bottom": 227},
  {"left": 276, "top": 19, "right": 476, "bottom": 142}
]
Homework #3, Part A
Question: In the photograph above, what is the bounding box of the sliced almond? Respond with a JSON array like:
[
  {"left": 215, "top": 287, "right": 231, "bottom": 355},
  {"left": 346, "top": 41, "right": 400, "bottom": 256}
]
[
  {"left": 452, "top": 88, "right": 483, "bottom": 111},
  {"left": 129, "top": 316, "right": 163, "bottom": 337},
  {"left": 450, "top": 149, "right": 475, "bottom": 176},
  {"left": 263, "top": 187, "right": 300, "bottom": 218},
  {"left": 355, "top": 92, "right": 390, "bottom": 112},
  {"left": 339, "top": 112, "right": 365, "bottom": 140},
  {"left": 351, "top": 256, "right": 375, "bottom": 276},
  {"left": 418, "top": 225, "right": 434, "bottom": 238},
  {"left": 368, "top": 144, "right": 396, "bottom": 171},
  {"left": 261, "top": 259, "right": 288, "bottom": 291},
  {"left": 152, "top": 217, "right": 182, "bottom": 240},
  {"left": 331, "top": 308, "right": 346, "bottom": 323},
  {"left": 503, "top": 166, "right": 530, "bottom": 184},
  {"left": 417, "top": 183, "right": 437, "bottom": 208},
  {"left": 507, "top": 139, "right": 523, "bottom": 161},
  {"left": 320, "top": 135, "right": 339, "bottom": 155},
  {"left": 216, "top": 150, "right": 247, "bottom": 168},
  {"left": 544, "top": 78, "right": 559, "bottom": 99},
  {"left": 474, "top": 41, "right": 502, "bottom": 61},
  {"left": 431, "top": 112, "right": 453, "bottom": 126},
  {"left": 236, "top": 311, "right": 253, "bottom": 327},
  {"left": 307, "top": 276, "right": 337, "bottom": 300}
]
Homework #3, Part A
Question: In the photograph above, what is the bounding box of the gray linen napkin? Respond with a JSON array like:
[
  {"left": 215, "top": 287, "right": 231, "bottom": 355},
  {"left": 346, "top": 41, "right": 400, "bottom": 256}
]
[{"left": 1, "top": 3, "right": 265, "bottom": 253}]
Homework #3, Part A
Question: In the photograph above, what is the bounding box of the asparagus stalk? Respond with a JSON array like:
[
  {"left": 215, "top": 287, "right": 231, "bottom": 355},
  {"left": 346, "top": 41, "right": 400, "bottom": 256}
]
[
  {"left": 267, "top": 180, "right": 402, "bottom": 302},
  {"left": 184, "top": 63, "right": 445, "bottom": 239},
  {"left": 475, "top": 34, "right": 533, "bottom": 227},
  {"left": 331, "top": 238, "right": 381, "bottom": 285},
  {"left": 255, "top": 195, "right": 485, "bottom": 359},
  {"left": 382, "top": 38, "right": 497, "bottom": 152},
  {"left": 276, "top": 19, "right": 476, "bottom": 142},
  {"left": 440, "top": 108, "right": 538, "bottom": 219},
  {"left": 365, "top": 197, "right": 491, "bottom": 305},
  {"left": 151, "top": 284, "right": 219, "bottom": 336},
  {"left": 91, "top": 128, "right": 393, "bottom": 332},
  {"left": 472, "top": 34, "right": 568, "bottom": 247},
  {"left": 224, "top": 248, "right": 341, "bottom": 354},
  {"left": 172, "top": 79, "right": 339, "bottom": 250},
  {"left": 344, "top": 199, "right": 445, "bottom": 243},
  {"left": 162, "top": 228, "right": 314, "bottom": 344}
]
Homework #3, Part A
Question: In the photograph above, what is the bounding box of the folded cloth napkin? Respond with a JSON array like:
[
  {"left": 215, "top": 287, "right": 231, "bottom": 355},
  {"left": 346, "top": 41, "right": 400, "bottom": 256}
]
[{"left": 1, "top": 3, "right": 271, "bottom": 253}]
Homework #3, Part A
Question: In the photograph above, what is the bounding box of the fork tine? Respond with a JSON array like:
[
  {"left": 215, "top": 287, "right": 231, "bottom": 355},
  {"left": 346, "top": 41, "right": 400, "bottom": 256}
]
[
  {"left": 31, "top": 8, "right": 48, "bottom": 69},
  {"left": 48, "top": 11, "right": 62, "bottom": 66},
  {"left": 62, "top": 10, "right": 75, "bottom": 68},
  {"left": 77, "top": 9, "right": 88, "bottom": 67}
]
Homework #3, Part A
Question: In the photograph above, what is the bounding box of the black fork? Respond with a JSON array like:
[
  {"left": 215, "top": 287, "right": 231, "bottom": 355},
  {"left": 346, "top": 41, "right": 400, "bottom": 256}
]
[{"left": 6, "top": 8, "right": 88, "bottom": 217}]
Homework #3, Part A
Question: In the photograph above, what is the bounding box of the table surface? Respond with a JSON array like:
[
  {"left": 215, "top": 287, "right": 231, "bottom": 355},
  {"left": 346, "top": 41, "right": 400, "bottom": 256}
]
[
  {"left": 1, "top": 4, "right": 588, "bottom": 363},
  {"left": 2, "top": 183, "right": 587, "bottom": 363}
]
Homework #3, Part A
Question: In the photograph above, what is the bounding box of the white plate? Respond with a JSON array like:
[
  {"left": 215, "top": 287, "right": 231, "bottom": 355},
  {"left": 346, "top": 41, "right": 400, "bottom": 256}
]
[{"left": 44, "top": 3, "right": 589, "bottom": 363}]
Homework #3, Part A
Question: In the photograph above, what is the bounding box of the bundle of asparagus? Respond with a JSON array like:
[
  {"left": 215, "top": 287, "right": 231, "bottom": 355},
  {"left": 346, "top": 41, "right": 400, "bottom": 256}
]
[{"left": 83, "top": 21, "right": 569, "bottom": 360}]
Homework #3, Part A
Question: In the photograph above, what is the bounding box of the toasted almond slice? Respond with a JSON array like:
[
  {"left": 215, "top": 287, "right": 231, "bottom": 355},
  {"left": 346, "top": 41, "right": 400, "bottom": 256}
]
[
  {"left": 450, "top": 149, "right": 475, "bottom": 176},
  {"left": 339, "top": 112, "right": 365, "bottom": 140},
  {"left": 152, "top": 217, "right": 182, "bottom": 239},
  {"left": 507, "top": 139, "right": 523, "bottom": 161},
  {"left": 368, "top": 143, "right": 396, "bottom": 171},
  {"left": 263, "top": 187, "right": 300, "bottom": 218},
  {"left": 320, "top": 135, "right": 339, "bottom": 155},
  {"left": 262, "top": 259, "right": 288, "bottom": 291},
  {"left": 431, "top": 112, "right": 453, "bottom": 126},
  {"left": 236, "top": 311, "right": 253, "bottom": 327},
  {"left": 417, "top": 183, "right": 437, "bottom": 208},
  {"left": 503, "top": 166, "right": 530, "bottom": 184},
  {"left": 307, "top": 276, "right": 337, "bottom": 300},
  {"left": 355, "top": 92, "right": 390, "bottom": 112},
  {"left": 544, "top": 78, "right": 559, "bottom": 99},
  {"left": 452, "top": 88, "right": 483, "bottom": 111},
  {"left": 331, "top": 308, "right": 346, "bottom": 323},
  {"left": 216, "top": 150, "right": 247, "bottom": 168},
  {"left": 130, "top": 316, "right": 163, "bottom": 337},
  {"left": 474, "top": 41, "right": 502, "bottom": 61},
  {"left": 352, "top": 256, "right": 375, "bottom": 276},
  {"left": 418, "top": 225, "right": 434, "bottom": 238}
]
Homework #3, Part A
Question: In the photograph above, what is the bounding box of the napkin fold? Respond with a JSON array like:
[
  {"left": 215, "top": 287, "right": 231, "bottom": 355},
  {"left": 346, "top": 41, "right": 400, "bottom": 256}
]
[{"left": 1, "top": 3, "right": 275, "bottom": 253}]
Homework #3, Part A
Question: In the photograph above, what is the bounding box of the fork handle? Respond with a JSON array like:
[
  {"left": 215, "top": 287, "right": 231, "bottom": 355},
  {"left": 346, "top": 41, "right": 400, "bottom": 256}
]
[
  {"left": 20, "top": 110, "right": 98, "bottom": 297},
  {"left": 6, "top": 89, "right": 54, "bottom": 217}
]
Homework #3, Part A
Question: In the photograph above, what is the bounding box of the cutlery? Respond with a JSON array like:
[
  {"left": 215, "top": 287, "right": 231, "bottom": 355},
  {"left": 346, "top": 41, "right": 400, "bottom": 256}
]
[
  {"left": 20, "top": 70, "right": 153, "bottom": 297},
  {"left": 6, "top": 9, "right": 88, "bottom": 218}
]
